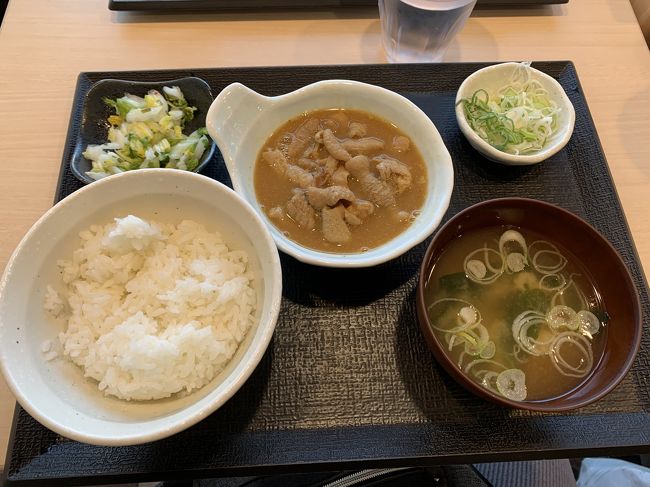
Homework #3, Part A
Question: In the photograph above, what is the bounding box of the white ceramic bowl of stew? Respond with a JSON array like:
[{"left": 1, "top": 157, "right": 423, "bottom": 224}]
[{"left": 206, "top": 79, "right": 454, "bottom": 268}]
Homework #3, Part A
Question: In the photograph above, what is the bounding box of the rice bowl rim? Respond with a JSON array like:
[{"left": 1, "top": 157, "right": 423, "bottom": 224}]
[{"left": 0, "top": 168, "right": 283, "bottom": 445}]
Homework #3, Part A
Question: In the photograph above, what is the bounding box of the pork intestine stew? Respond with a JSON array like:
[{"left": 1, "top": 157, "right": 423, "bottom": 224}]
[
  {"left": 424, "top": 226, "right": 607, "bottom": 402},
  {"left": 254, "top": 109, "right": 427, "bottom": 253}
]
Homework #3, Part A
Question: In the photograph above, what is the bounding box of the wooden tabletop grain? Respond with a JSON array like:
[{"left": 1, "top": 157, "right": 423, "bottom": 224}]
[{"left": 0, "top": 0, "right": 649, "bottom": 471}]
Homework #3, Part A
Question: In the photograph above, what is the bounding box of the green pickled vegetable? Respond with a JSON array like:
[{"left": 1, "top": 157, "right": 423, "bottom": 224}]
[{"left": 83, "top": 86, "right": 210, "bottom": 181}]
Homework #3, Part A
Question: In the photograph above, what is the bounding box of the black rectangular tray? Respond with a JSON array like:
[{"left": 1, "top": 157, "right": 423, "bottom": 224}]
[
  {"left": 4, "top": 62, "right": 650, "bottom": 486},
  {"left": 108, "top": 0, "right": 568, "bottom": 11}
]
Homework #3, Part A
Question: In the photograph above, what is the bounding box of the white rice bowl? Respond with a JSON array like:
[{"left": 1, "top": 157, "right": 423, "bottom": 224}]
[
  {"left": 45, "top": 215, "right": 257, "bottom": 402},
  {"left": 0, "top": 169, "right": 282, "bottom": 445}
]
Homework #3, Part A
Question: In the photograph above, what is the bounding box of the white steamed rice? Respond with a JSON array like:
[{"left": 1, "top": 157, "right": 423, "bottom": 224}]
[{"left": 44, "top": 215, "right": 256, "bottom": 401}]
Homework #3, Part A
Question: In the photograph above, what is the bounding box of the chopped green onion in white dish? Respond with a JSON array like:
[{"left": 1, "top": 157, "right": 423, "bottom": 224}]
[
  {"left": 458, "top": 63, "right": 562, "bottom": 156},
  {"left": 83, "top": 86, "right": 211, "bottom": 180}
]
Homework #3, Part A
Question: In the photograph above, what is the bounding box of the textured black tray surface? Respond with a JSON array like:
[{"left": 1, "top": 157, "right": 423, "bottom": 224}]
[
  {"left": 4, "top": 62, "right": 650, "bottom": 486},
  {"left": 108, "top": 0, "right": 568, "bottom": 11}
]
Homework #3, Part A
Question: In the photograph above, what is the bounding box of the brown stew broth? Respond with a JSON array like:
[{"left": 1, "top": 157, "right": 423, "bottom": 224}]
[
  {"left": 254, "top": 109, "right": 427, "bottom": 253},
  {"left": 423, "top": 226, "right": 607, "bottom": 401}
]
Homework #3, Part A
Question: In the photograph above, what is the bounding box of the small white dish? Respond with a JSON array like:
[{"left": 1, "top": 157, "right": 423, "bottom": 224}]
[
  {"left": 0, "top": 169, "right": 282, "bottom": 446},
  {"left": 455, "top": 62, "right": 575, "bottom": 165},
  {"left": 206, "top": 79, "right": 454, "bottom": 268}
]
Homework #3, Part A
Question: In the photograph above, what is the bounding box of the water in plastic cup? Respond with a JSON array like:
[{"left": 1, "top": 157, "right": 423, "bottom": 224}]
[{"left": 379, "top": 0, "right": 477, "bottom": 63}]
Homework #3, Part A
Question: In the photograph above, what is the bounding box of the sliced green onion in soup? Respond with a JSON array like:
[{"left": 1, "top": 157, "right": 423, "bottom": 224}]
[
  {"left": 460, "top": 324, "right": 490, "bottom": 355},
  {"left": 466, "top": 259, "right": 487, "bottom": 280},
  {"left": 551, "top": 276, "right": 588, "bottom": 311},
  {"left": 496, "top": 369, "right": 527, "bottom": 401},
  {"left": 499, "top": 230, "right": 528, "bottom": 273},
  {"left": 512, "top": 310, "right": 554, "bottom": 356},
  {"left": 478, "top": 370, "right": 500, "bottom": 394},
  {"left": 464, "top": 247, "right": 505, "bottom": 284},
  {"left": 506, "top": 253, "right": 527, "bottom": 273},
  {"left": 459, "top": 305, "right": 478, "bottom": 326},
  {"left": 530, "top": 240, "right": 568, "bottom": 275},
  {"left": 547, "top": 305, "right": 579, "bottom": 331},
  {"left": 427, "top": 298, "right": 483, "bottom": 334},
  {"left": 479, "top": 341, "right": 496, "bottom": 359},
  {"left": 549, "top": 331, "right": 594, "bottom": 378},
  {"left": 464, "top": 358, "right": 507, "bottom": 375},
  {"left": 539, "top": 273, "right": 566, "bottom": 291},
  {"left": 577, "top": 310, "right": 601, "bottom": 337}
]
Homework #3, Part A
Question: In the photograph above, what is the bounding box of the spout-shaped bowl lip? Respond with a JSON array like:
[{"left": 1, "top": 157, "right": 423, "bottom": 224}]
[
  {"left": 205, "top": 81, "right": 270, "bottom": 194},
  {"left": 207, "top": 79, "right": 454, "bottom": 268}
]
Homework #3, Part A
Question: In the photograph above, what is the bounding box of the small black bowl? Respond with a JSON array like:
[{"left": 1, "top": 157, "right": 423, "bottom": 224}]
[{"left": 71, "top": 77, "right": 216, "bottom": 185}]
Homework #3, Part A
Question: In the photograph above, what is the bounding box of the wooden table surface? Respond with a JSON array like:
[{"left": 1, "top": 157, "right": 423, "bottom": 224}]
[{"left": 0, "top": 0, "right": 649, "bottom": 472}]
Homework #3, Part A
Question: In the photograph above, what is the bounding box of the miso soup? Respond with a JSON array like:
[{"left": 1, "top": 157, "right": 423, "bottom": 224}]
[
  {"left": 254, "top": 109, "right": 428, "bottom": 253},
  {"left": 423, "top": 226, "right": 607, "bottom": 402}
]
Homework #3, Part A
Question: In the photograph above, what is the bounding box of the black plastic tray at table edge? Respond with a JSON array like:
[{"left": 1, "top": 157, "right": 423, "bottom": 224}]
[{"left": 4, "top": 62, "right": 650, "bottom": 487}]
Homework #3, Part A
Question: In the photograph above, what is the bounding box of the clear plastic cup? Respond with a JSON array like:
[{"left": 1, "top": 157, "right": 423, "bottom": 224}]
[{"left": 379, "top": 0, "right": 477, "bottom": 63}]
